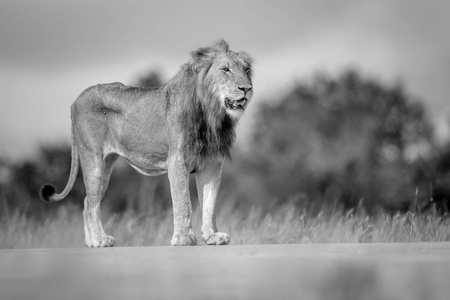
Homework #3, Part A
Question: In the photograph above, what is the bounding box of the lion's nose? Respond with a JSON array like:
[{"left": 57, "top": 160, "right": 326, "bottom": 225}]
[{"left": 238, "top": 85, "right": 252, "bottom": 95}]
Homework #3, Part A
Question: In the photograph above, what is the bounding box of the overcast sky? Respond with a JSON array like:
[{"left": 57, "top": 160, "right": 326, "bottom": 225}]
[{"left": 1, "top": 0, "right": 449, "bottom": 160}]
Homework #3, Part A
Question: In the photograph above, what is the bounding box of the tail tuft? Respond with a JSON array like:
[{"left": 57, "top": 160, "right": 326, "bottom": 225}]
[{"left": 40, "top": 184, "right": 55, "bottom": 202}]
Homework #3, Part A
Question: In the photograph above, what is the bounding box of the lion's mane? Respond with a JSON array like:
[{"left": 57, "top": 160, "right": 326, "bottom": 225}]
[{"left": 176, "top": 40, "right": 238, "bottom": 169}]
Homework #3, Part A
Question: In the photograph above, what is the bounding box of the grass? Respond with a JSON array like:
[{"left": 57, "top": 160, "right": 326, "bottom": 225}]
[{"left": 1, "top": 200, "right": 449, "bottom": 249}]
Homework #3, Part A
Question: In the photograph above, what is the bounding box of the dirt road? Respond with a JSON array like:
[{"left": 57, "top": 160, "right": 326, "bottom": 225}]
[{"left": 1, "top": 243, "right": 449, "bottom": 300}]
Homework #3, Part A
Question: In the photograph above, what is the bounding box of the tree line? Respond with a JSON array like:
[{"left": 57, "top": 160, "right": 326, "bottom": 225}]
[{"left": 1, "top": 70, "right": 449, "bottom": 220}]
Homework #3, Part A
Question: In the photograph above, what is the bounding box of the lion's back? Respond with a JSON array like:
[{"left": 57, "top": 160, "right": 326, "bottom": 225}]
[{"left": 73, "top": 83, "right": 167, "bottom": 121}]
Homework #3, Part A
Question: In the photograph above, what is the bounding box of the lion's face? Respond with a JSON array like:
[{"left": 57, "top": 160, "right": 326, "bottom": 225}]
[
  {"left": 210, "top": 52, "right": 253, "bottom": 119},
  {"left": 192, "top": 42, "right": 254, "bottom": 120}
]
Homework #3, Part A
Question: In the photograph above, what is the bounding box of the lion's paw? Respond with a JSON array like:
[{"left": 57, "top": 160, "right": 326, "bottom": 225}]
[
  {"left": 171, "top": 232, "right": 197, "bottom": 246},
  {"left": 87, "top": 235, "right": 115, "bottom": 248},
  {"left": 203, "top": 232, "right": 230, "bottom": 245}
]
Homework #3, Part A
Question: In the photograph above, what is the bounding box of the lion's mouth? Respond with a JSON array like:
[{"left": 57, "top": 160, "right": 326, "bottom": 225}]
[{"left": 225, "top": 98, "right": 247, "bottom": 111}]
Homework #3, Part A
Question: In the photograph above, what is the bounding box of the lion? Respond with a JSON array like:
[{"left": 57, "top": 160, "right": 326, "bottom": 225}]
[{"left": 39, "top": 40, "right": 253, "bottom": 247}]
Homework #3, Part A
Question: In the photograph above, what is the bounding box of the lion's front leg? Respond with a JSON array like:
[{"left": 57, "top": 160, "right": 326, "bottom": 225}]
[
  {"left": 196, "top": 162, "right": 230, "bottom": 245},
  {"left": 168, "top": 155, "right": 197, "bottom": 246}
]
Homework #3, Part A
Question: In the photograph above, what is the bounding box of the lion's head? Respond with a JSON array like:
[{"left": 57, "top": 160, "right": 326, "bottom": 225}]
[{"left": 190, "top": 39, "right": 254, "bottom": 120}]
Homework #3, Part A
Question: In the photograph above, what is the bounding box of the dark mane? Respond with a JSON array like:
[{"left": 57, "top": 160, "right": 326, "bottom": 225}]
[
  {"left": 180, "top": 70, "right": 236, "bottom": 169},
  {"left": 180, "top": 92, "right": 236, "bottom": 169},
  {"left": 173, "top": 40, "right": 240, "bottom": 169}
]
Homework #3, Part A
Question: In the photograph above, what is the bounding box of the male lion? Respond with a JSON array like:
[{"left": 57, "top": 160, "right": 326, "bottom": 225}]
[{"left": 39, "top": 40, "right": 253, "bottom": 247}]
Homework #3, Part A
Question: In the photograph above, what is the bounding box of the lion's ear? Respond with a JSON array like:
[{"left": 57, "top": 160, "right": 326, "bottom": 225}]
[{"left": 191, "top": 47, "right": 214, "bottom": 73}]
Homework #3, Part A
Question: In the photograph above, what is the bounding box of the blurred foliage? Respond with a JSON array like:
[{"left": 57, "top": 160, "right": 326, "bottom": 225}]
[
  {"left": 232, "top": 70, "right": 448, "bottom": 212},
  {"left": 1, "top": 69, "right": 450, "bottom": 221},
  {"left": 135, "top": 70, "right": 164, "bottom": 88}
]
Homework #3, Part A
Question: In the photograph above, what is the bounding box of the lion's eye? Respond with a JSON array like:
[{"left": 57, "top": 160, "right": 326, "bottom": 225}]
[
  {"left": 222, "top": 67, "right": 230, "bottom": 73},
  {"left": 244, "top": 67, "right": 250, "bottom": 74}
]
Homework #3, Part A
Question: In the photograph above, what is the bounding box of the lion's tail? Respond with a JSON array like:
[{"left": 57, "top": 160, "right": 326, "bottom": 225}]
[{"left": 39, "top": 127, "right": 79, "bottom": 202}]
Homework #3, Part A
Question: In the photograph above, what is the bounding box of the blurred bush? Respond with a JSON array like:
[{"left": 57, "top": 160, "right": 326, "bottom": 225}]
[{"left": 228, "top": 70, "right": 446, "bottom": 212}]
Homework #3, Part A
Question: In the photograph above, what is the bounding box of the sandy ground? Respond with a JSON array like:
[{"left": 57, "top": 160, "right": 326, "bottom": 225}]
[{"left": 1, "top": 242, "right": 450, "bottom": 300}]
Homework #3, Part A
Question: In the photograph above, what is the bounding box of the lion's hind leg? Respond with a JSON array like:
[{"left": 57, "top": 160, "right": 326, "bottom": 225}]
[{"left": 81, "top": 154, "right": 117, "bottom": 247}]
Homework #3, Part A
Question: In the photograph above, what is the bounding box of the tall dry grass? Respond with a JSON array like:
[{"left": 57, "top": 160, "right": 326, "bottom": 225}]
[{"left": 1, "top": 200, "right": 449, "bottom": 249}]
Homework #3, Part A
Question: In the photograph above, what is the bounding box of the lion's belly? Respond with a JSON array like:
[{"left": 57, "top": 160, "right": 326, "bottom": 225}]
[
  {"left": 111, "top": 139, "right": 169, "bottom": 176},
  {"left": 126, "top": 159, "right": 168, "bottom": 176}
]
